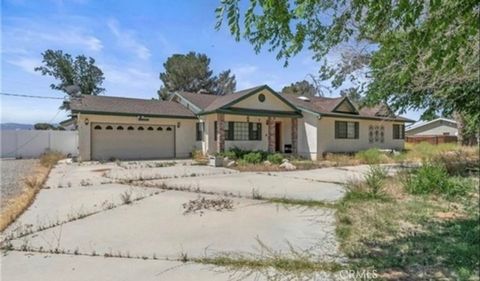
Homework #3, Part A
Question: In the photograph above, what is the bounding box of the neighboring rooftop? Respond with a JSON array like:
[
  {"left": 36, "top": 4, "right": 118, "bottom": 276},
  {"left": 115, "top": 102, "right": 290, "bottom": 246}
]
[
  {"left": 70, "top": 95, "right": 196, "bottom": 118},
  {"left": 406, "top": 117, "right": 457, "bottom": 131}
]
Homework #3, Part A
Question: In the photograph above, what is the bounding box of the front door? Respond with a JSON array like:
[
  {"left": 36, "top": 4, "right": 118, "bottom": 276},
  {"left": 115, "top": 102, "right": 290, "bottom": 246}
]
[{"left": 275, "top": 122, "right": 281, "bottom": 152}]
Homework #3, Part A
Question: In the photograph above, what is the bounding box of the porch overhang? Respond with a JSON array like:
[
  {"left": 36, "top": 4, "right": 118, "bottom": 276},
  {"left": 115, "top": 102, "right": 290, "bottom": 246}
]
[{"left": 199, "top": 108, "right": 303, "bottom": 118}]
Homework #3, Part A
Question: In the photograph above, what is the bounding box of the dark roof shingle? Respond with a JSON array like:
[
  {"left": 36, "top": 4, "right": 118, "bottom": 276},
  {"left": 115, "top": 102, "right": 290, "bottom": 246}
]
[
  {"left": 284, "top": 94, "right": 413, "bottom": 122},
  {"left": 70, "top": 95, "right": 196, "bottom": 118}
]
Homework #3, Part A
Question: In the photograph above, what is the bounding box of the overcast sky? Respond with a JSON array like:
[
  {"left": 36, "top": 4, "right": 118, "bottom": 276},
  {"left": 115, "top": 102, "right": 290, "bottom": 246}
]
[{"left": 1, "top": 0, "right": 423, "bottom": 124}]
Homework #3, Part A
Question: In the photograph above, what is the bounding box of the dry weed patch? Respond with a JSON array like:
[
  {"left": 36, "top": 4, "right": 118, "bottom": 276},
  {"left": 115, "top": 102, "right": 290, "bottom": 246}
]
[
  {"left": 0, "top": 152, "right": 64, "bottom": 231},
  {"left": 182, "top": 196, "right": 233, "bottom": 215}
]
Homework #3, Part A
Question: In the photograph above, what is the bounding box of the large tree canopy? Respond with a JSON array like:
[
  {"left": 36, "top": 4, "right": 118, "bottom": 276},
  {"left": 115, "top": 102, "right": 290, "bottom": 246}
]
[
  {"left": 158, "top": 52, "right": 236, "bottom": 99},
  {"left": 216, "top": 0, "right": 479, "bottom": 140},
  {"left": 35, "top": 49, "right": 105, "bottom": 96},
  {"left": 281, "top": 80, "right": 318, "bottom": 97}
]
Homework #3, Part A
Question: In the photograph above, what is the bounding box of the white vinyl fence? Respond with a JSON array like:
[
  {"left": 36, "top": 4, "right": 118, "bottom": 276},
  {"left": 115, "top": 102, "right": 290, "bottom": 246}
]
[{"left": 1, "top": 130, "right": 78, "bottom": 158}]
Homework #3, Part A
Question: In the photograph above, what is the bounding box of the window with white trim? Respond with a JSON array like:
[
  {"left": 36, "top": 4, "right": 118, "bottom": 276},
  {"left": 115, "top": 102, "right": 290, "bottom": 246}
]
[{"left": 335, "top": 121, "right": 359, "bottom": 139}]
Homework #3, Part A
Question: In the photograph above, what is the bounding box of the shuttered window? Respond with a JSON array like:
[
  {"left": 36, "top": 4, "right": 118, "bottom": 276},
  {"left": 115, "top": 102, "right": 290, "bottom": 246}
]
[
  {"left": 393, "top": 124, "right": 405, "bottom": 139},
  {"left": 335, "top": 121, "right": 359, "bottom": 139}
]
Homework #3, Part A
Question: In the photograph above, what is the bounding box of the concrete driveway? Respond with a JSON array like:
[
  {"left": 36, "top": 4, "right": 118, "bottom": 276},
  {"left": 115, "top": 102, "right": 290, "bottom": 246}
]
[{"left": 1, "top": 160, "right": 385, "bottom": 280}]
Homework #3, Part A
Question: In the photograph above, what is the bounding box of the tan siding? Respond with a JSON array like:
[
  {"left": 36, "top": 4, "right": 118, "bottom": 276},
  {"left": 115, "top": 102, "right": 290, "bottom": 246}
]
[
  {"left": 231, "top": 89, "right": 293, "bottom": 111},
  {"left": 77, "top": 114, "right": 197, "bottom": 161},
  {"left": 317, "top": 117, "right": 405, "bottom": 155}
]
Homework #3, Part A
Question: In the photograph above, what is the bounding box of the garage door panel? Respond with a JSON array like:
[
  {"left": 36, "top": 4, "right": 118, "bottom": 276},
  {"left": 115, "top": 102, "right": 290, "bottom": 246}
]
[{"left": 91, "top": 124, "right": 174, "bottom": 160}]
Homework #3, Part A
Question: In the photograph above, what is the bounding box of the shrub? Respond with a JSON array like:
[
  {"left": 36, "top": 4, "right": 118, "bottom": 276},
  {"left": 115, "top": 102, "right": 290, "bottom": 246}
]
[
  {"left": 267, "top": 153, "right": 283, "bottom": 164},
  {"left": 403, "top": 162, "right": 473, "bottom": 198},
  {"left": 191, "top": 149, "right": 204, "bottom": 161},
  {"left": 403, "top": 162, "right": 450, "bottom": 195},
  {"left": 356, "top": 148, "right": 386, "bottom": 164},
  {"left": 223, "top": 150, "right": 238, "bottom": 160},
  {"left": 431, "top": 150, "right": 479, "bottom": 177},
  {"left": 242, "top": 152, "right": 263, "bottom": 164},
  {"left": 364, "top": 165, "right": 388, "bottom": 197}
]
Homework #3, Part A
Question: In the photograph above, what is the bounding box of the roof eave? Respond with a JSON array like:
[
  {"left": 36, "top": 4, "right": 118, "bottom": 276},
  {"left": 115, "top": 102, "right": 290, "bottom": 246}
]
[
  {"left": 198, "top": 108, "right": 302, "bottom": 118},
  {"left": 71, "top": 110, "right": 197, "bottom": 119}
]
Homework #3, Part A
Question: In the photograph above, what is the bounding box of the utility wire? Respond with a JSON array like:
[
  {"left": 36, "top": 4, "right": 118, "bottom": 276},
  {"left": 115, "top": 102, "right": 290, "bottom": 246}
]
[{"left": 0, "top": 92, "right": 65, "bottom": 100}]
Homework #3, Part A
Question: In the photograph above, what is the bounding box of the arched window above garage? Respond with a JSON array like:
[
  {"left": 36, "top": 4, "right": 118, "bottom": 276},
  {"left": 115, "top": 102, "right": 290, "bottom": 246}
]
[
  {"left": 138, "top": 126, "right": 144, "bottom": 131},
  {"left": 147, "top": 126, "right": 154, "bottom": 131},
  {"left": 106, "top": 125, "right": 113, "bottom": 130},
  {"left": 157, "top": 127, "right": 163, "bottom": 131},
  {"left": 127, "top": 126, "right": 134, "bottom": 130},
  {"left": 166, "top": 127, "right": 172, "bottom": 131},
  {"left": 94, "top": 125, "right": 102, "bottom": 130},
  {"left": 117, "top": 126, "right": 124, "bottom": 130}
]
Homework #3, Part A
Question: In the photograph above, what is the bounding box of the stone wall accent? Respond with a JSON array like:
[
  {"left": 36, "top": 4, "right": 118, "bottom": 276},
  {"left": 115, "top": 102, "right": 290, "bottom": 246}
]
[
  {"left": 267, "top": 117, "right": 275, "bottom": 153},
  {"left": 291, "top": 118, "right": 298, "bottom": 154},
  {"left": 216, "top": 113, "right": 225, "bottom": 153}
]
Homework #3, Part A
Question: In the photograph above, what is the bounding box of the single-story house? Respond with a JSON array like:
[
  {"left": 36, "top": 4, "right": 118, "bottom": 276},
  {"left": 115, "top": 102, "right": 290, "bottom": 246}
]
[
  {"left": 406, "top": 118, "right": 457, "bottom": 137},
  {"left": 70, "top": 85, "right": 413, "bottom": 161},
  {"left": 405, "top": 118, "right": 458, "bottom": 144}
]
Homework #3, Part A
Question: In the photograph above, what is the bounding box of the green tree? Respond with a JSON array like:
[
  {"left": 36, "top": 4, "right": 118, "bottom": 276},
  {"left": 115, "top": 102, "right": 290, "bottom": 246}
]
[
  {"left": 339, "top": 88, "right": 363, "bottom": 105},
  {"left": 157, "top": 86, "right": 170, "bottom": 101},
  {"left": 216, "top": 0, "right": 479, "bottom": 143},
  {"left": 159, "top": 52, "right": 237, "bottom": 96},
  {"left": 35, "top": 49, "right": 105, "bottom": 96},
  {"left": 213, "top": 70, "right": 236, "bottom": 95},
  {"left": 281, "top": 80, "right": 317, "bottom": 97},
  {"left": 34, "top": 123, "right": 64, "bottom": 130},
  {"left": 160, "top": 52, "right": 215, "bottom": 93}
]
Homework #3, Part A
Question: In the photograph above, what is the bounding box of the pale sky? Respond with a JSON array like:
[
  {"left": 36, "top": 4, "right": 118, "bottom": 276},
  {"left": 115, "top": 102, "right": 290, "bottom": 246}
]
[{"left": 1, "top": 0, "right": 423, "bottom": 124}]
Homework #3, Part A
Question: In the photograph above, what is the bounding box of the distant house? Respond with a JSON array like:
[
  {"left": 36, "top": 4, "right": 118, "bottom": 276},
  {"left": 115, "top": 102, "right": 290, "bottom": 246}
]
[
  {"left": 69, "top": 84, "right": 413, "bottom": 161},
  {"left": 59, "top": 118, "right": 77, "bottom": 131},
  {"left": 405, "top": 118, "right": 458, "bottom": 144}
]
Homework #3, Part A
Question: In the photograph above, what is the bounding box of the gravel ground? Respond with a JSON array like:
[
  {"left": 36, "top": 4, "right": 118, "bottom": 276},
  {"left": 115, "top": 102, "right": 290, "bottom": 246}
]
[{"left": 0, "top": 159, "right": 38, "bottom": 206}]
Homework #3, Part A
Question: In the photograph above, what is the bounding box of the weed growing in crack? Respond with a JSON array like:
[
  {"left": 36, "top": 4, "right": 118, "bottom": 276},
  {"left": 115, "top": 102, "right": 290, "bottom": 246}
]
[
  {"left": 251, "top": 188, "right": 263, "bottom": 200},
  {"left": 120, "top": 190, "right": 133, "bottom": 204},
  {"left": 80, "top": 179, "right": 93, "bottom": 187},
  {"left": 180, "top": 251, "right": 189, "bottom": 263},
  {"left": 182, "top": 196, "right": 234, "bottom": 216}
]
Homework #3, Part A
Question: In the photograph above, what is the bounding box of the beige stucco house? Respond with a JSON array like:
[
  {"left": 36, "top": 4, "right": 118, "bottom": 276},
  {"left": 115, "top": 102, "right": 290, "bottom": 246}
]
[
  {"left": 70, "top": 85, "right": 412, "bottom": 161},
  {"left": 406, "top": 118, "right": 457, "bottom": 136}
]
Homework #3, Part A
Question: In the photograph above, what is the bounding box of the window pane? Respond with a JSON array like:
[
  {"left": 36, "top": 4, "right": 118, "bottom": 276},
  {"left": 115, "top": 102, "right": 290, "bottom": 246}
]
[
  {"left": 347, "top": 122, "right": 355, "bottom": 138},
  {"left": 233, "top": 122, "right": 249, "bottom": 140},
  {"left": 337, "top": 122, "right": 347, "bottom": 138}
]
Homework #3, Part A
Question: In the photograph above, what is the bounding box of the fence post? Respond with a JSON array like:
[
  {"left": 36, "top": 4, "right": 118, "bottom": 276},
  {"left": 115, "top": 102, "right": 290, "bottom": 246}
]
[
  {"left": 48, "top": 130, "right": 52, "bottom": 151},
  {"left": 14, "top": 130, "right": 18, "bottom": 158}
]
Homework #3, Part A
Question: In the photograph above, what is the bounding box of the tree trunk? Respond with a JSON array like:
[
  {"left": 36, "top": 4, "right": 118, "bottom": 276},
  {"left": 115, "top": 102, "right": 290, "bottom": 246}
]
[{"left": 453, "top": 111, "right": 465, "bottom": 146}]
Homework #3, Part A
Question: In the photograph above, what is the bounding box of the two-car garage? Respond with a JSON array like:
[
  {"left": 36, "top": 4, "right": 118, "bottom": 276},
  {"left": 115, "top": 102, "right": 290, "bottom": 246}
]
[
  {"left": 90, "top": 123, "right": 175, "bottom": 161},
  {"left": 71, "top": 95, "right": 198, "bottom": 161}
]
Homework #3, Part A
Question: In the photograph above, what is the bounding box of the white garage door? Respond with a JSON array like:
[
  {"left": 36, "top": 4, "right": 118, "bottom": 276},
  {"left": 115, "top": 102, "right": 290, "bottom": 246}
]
[{"left": 91, "top": 123, "right": 175, "bottom": 160}]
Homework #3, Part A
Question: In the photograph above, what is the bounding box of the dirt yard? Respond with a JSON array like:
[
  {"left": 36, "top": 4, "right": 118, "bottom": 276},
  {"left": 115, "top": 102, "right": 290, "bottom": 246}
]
[{"left": 0, "top": 159, "right": 38, "bottom": 206}]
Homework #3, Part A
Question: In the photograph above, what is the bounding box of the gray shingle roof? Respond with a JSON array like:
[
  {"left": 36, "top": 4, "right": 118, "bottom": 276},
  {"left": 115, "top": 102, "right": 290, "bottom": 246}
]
[
  {"left": 176, "top": 85, "right": 267, "bottom": 112},
  {"left": 284, "top": 95, "right": 413, "bottom": 122},
  {"left": 70, "top": 95, "right": 196, "bottom": 118}
]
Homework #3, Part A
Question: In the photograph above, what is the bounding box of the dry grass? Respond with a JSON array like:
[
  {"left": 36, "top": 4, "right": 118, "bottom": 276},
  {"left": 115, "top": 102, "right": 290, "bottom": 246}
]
[
  {"left": 323, "top": 153, "right": 361, "bottom": 166},
  {"left": 0, "top": 152, "right": 64, "bottom": 231},
  {"left": 336, "top": 173, "right": 479, "bottom": 280},
  {"left": 39, "top": 151, "right": 64, "bottom": 168}
]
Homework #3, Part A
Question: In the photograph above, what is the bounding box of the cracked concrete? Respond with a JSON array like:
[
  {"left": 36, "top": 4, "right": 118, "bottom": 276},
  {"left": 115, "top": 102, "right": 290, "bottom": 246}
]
[
  {"left": 8, "top": 191, "right": 340, "bottom": 262},
  {"left": 1, "top": 160, "right": 381, "bottom": 281},
  {"left": 147, "top": 173, "right": 345, "bottom": 201},
  {"left": 2, "top": 251, "right": 268, "bottom": 281}
]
